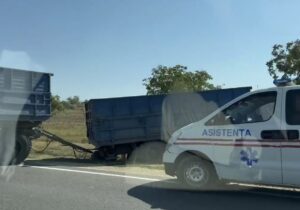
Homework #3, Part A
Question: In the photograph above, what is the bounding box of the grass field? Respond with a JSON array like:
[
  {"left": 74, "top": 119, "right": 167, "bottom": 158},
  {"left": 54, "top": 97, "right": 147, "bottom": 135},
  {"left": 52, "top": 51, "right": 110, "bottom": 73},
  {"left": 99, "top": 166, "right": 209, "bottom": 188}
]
[{"left": 29, "top": 105, "right": 93, "bottom": 159}]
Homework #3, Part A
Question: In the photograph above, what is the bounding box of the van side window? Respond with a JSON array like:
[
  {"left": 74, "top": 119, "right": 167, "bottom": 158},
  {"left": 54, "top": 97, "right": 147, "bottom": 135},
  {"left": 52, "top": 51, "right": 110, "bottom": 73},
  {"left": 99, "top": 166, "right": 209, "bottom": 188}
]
[
  {"left": 286, "top": 90, "right": 300, "bottom": 125},
  {"left": 205, "top": 92, "right": 277, "bottom": 126}
]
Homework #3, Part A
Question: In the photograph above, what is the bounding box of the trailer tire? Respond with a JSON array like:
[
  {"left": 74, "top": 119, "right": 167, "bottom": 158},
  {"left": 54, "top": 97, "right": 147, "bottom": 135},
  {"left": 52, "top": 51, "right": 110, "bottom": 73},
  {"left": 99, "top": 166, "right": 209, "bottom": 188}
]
[
  {"left": 12, "top": 135, "right": 32, "bottom": 165},
  {"left": 177, "top": 155, "right": 217, "bottom": 190}
]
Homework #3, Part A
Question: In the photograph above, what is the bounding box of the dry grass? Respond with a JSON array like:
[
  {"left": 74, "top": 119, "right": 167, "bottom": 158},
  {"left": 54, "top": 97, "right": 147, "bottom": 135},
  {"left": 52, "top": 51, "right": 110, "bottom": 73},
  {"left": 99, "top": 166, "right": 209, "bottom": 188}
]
[
  {"left": 39, "top": 106, "right": 88, "bottom": 143},
  {"left": 30, "top": 141, "right": 93, "bottom": 159},
  {"left": 29, "top": 105, "right": 91, "bottom": 159}
]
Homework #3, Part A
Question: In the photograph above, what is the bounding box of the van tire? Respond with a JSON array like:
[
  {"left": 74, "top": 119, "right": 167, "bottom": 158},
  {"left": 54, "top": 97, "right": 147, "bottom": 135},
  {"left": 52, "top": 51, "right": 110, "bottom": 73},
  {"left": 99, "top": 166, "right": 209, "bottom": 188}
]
[{"left": 177, "top": 155, "right": 217, "bottom": 190}]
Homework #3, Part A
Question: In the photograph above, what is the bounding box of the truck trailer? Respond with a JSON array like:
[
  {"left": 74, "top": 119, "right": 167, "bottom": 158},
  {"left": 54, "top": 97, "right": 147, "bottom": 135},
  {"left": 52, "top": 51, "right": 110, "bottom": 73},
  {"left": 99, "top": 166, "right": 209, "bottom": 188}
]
[{"left": 0, "top": 67, "right": 52, "bottom": 165}]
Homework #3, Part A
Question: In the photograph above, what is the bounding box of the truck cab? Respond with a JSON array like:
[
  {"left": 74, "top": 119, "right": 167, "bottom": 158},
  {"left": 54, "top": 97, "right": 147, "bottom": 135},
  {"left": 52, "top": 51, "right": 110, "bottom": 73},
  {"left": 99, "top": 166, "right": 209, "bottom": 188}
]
[{"left": 163, "top": 85, "right": 300, "bottom": 189}]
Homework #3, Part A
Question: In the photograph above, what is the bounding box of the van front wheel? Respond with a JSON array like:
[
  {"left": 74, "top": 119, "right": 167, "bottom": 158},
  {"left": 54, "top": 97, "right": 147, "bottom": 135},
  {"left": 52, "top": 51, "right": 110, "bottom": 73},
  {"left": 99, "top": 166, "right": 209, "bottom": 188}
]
[{"left": 177, "top": 155, "right": 216, "bottom": 190}]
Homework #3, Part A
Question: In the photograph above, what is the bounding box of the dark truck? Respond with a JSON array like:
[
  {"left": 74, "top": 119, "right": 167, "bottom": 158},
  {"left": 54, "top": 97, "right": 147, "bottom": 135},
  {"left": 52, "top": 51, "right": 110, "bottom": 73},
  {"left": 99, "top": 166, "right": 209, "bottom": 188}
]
[
  {"left": 85, "top": 87, "right": 252, "bottom": 162},
  {"left": 0, "top": 67, "right": 52, "bottom": 165}
]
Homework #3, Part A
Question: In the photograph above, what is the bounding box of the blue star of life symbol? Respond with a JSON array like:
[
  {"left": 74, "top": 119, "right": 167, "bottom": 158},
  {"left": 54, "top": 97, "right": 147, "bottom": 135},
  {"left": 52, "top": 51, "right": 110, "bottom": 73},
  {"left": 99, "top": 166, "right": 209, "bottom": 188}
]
[{"left": 240, "top": 148, "right": 259, "bottom": 168}]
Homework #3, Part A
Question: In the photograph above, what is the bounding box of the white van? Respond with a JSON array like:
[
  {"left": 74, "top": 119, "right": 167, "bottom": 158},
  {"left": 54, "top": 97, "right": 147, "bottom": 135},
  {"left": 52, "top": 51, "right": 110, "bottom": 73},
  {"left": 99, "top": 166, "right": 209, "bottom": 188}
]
[{"left": 163, "top": 85, "right": 300, "bottom": 189}]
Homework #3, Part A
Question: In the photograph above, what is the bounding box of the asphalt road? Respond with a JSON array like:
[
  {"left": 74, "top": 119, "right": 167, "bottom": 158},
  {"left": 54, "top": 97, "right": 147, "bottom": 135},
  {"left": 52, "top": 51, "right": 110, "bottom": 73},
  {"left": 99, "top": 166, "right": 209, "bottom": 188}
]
[{"left": 1, "top": 164, "right": 300, "bottom": 210}]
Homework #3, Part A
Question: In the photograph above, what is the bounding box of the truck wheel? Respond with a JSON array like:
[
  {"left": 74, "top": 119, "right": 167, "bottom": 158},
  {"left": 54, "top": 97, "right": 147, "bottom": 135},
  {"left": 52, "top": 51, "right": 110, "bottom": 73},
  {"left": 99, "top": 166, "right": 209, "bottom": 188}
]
[
  {"left": 177, "top": 155, "right": 217, "bottom": 190},
  {"left": 12, "top": 135, "right": 32, "bottom": 165}
]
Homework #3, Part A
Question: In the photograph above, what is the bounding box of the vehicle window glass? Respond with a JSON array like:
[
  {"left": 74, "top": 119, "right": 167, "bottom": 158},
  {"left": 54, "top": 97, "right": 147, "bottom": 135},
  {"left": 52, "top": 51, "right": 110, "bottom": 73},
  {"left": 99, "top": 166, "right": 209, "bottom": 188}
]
[
  {"left": 286, "top": 90, "right": 300, "bottom": 125},
  {"left": 206, "top": 92, "right": 277, "bottom": 125}
]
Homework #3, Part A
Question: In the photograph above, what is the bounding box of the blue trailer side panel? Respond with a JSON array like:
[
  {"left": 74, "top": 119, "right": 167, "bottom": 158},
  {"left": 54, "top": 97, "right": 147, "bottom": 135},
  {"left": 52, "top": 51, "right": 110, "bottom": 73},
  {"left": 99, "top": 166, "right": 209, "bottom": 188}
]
[
  {"left": 86, "top": 87, "right": 251, "bottom": 148},
  {"left": 0, "top": 67, "right": 52, "bottom": 122}
]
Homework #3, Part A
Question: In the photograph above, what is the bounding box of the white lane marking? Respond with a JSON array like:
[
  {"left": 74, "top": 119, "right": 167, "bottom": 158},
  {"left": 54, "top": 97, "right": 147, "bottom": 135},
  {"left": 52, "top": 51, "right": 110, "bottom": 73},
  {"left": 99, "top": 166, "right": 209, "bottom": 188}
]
[{"left": 26, "top": 165, "right": 161, "bottom": 182}]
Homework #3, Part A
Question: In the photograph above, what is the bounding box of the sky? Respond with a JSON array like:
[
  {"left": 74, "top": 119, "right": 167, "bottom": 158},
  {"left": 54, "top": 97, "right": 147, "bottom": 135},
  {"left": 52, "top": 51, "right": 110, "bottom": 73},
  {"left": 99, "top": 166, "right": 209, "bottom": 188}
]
[{"left": 0, "top": 0, "right": 299, "bottom": 100}]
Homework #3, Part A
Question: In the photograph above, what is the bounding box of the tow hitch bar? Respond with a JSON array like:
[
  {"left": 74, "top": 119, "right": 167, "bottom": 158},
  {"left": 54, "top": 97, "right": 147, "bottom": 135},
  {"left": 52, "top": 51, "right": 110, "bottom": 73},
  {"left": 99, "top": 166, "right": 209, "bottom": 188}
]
[{"left": 32, "top": 127, "right": 93, "bottom": 154}]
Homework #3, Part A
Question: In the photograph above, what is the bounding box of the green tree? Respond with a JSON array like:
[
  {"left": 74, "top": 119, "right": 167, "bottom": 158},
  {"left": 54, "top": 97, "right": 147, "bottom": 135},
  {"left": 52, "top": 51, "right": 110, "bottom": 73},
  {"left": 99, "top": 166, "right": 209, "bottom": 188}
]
[
  {"left": 266, "top": 39, "right": 300, "bottom": 83},
  {"left": 61, "top": 100, "right": 75, "bottom": 110},
  {"left": 51, "top": 95, "right": 82, "bottom": 112},
  {"left": 63, "top": 96, "right": 81, "bottom": 109},
  {"left": 51, "top": 95, "right": 65, "bottom": 112},
  {"left": 143, "top": 65, "right": 216, "bottom": 95},
  {"left": 67, "top": 96, "right": 81, "bottom": 105}
]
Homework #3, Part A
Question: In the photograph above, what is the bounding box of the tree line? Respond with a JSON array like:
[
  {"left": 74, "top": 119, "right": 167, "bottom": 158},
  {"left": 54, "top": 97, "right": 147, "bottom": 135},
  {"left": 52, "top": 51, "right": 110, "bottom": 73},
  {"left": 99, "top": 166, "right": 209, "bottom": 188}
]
[{"left": 51, "top": 95, "right": 83, "bottom": 112}]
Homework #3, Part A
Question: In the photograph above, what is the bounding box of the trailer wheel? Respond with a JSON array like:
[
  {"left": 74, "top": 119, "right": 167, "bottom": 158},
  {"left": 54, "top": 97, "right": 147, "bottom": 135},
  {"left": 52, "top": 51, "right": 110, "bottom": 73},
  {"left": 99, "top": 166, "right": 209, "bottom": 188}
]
[
  {"left": 177, "top": 155, "right": 217, "bottom": 190},
  {"left": 12, "top": 135, "right": 32, "bottom": 165}
]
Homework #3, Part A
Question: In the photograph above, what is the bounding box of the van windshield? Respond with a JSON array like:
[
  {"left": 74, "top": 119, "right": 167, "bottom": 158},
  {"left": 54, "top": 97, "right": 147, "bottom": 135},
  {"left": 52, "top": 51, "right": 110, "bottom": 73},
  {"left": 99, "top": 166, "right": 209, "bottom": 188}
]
[{"left": 206, "top": 91, "right": 277, "bottom": 125}]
